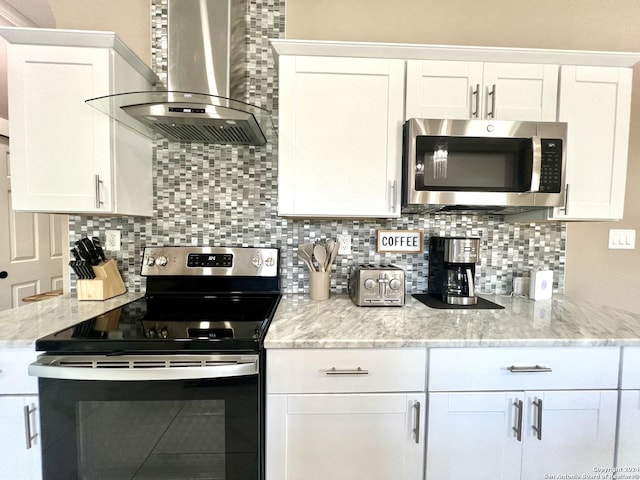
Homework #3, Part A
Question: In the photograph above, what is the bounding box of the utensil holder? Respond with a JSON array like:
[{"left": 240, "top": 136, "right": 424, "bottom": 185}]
[
  {"left": 309, "top": 271, "right": 330, "bottom": 301},
  {"left": 77, "top": 259, "right": 126, "bottom": 301}
]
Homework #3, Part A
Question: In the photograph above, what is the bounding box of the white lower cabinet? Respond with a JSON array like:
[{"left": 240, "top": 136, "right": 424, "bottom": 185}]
[
  {"left": 0, "top": 396, "right": 41, "bottom": 480},
  {"left": 426, "top": 347, "right": 620, "bottom": 480},
  {"left": 266, "top": 348, "right": 426, "bottom": 480},
  {"left": 0, "top": 348, "right": 41, "bottom": 480},
  {"left": 618, "top": 347, "right": 640, "bottom": 469}
]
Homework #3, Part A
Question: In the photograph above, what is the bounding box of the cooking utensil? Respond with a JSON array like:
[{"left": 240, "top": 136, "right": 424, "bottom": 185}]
[
  {"left": 327, "top": 241, "right": 340, "bottom": 270},
  {"left": 75, "top": 239, "right": 99, "bottom": 266},
  {"left": 91, "top": 237, "right": 107, "bottom": 262},
  {"left": 299, "top": 243, "right": 315, "bottom": 271},
  {"left": 313, "top": 244, "right": 327, "bottom": 272},
  {"left": 297, "top": 250, "right": 315, "bottom": 272}
]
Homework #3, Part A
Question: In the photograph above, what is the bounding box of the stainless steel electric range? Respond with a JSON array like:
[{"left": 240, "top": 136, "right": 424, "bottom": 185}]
[{"left": 30, "top": 246, "right": 281, "bottom": 480}]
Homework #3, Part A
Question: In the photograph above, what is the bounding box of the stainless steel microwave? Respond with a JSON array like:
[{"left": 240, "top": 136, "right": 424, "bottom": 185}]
[{"left": 402, "top": 119, "right": 568, "bottom": 214}]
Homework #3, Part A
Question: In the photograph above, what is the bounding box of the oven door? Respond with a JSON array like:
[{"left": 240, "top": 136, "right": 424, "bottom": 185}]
[{"left": 30, "top": 354, "right": 261, "bottom": 480}]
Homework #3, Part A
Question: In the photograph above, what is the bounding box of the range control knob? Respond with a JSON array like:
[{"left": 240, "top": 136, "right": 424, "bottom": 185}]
[
  {"left": 364, "top": 278, "right": 376, "bottom": 290},
  {"left": 156, "top": 256, "right": 168, "bottom": 267},
  {"left": 146, "top": 256, "right": 156, "bottom": 267},
  {"left": 252, "top": 256, "right": 263, "bottom": 268},
  {"left": 264, "top": 256, "right": 275, "bottom": 267},
  {"left": 389, "top": 278, "right": 402, "bottom": 290}
]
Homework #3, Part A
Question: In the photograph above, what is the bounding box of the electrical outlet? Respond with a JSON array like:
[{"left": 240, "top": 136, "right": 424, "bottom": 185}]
[
  {"left": 513, "top": 277, "right": 530, "bottom": 296},
  {"left": 105, "top": 230, "right": 121, "bottom": 251},
  {"left": 337, "top": 234, "right": 352, "bottom": 255}
]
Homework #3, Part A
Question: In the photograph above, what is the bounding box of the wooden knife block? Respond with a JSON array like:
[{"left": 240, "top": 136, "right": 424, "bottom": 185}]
[{"left": 77, "top": 259, "right": 126, "bottom": 301}]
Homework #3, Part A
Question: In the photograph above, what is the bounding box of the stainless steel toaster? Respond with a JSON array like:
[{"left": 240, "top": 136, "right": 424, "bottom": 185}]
[{"left": 348, "top": 264, "right": 405, "bottom": 306}]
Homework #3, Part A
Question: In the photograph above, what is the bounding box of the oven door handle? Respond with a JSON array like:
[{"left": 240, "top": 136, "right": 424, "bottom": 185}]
[{"left": 28, "top": 355, "right": 259, "bottom": 381}]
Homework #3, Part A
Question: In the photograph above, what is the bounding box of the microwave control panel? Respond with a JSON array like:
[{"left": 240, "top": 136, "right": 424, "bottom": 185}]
[{"left": 538, "top": 139, "right": 563, "bottom": 193}]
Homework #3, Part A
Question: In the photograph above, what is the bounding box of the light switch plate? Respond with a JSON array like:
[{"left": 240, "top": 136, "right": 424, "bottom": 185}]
[{"left": 608, "top": 229, "right": 636, "bottom": 250}]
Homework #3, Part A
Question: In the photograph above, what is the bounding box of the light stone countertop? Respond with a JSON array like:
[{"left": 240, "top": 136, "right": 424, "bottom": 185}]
[
  {"left": 2, "top": 291, "right": 640, "bottom": 351},
  {"left": 0, "top": 292, "right": 144, "bottom": 349},
  {"left": 264, "top": 293, "right": 640, "bottom": 348}
]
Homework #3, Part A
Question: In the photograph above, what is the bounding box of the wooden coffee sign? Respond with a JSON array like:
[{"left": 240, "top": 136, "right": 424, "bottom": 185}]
[{"left": 376, "top": 230, "right": 424, "bottom": 253}]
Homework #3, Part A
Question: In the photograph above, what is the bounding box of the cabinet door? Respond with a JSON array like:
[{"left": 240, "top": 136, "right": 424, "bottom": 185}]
[
  {"left": 7, "top": 44, "right": 113, "bottom": 213},
  {"left": 406, "top": 60, "right": 483, "bottom": 119},
  {"left": 521, "top": 390, "right": 617, "bottom": 480},
  {"left": 483, "top": 63, "right": 558, "bottom": 121},
  {"left": 278, "top": 56, "right": 404, "bottom": 217},
  {"left": 0, "top": 396, "right": 41, "bottom": 480},
  {"left": 617, "top": 390, "right": 640, "bottom": 469},
  {"left": 266, "top": 393, "right": 425, "bottom": 480},
  {"left": 553, "top": 65, "right": 632, "bottom": 220},
  {"left": 405, "top": 61, "right": 557, "bottom": 121},
  {"left": 425, "top": 392, "right": 523, "bottom": 480}
]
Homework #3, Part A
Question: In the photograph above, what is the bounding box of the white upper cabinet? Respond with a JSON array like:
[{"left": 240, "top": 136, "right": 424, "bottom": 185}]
[
  {"left": 3, "top": 29, "right": 158, "bottom": 216},
  {"left": 554, "top": 65, "right": 632, "bottom": 220},
  {"left": 406, "top": 60, "right": 558, "bottom": 121},
  {"left": 276, "top": 55, "right": 404, "bottom": 218},
  {"left": 272, "top": 40, "right": 639, "bottom": 220}
]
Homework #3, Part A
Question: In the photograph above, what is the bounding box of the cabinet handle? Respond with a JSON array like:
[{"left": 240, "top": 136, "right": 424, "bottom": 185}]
[
  {"left": 487, "top": 84, "right": 496, "bottom": 118},
  {"left": 513, "top": 399, "right": 523, "bottom": 442},
  {"left": 508, "top": 365, "right": 552, "bottom": 373},
  {"left": 472, "top": 84, "right": 480, "bottom": 118},
  {"left": 23, "top": 403, "right": 38, "bottom": 450},
  {"left": 95, "top": 175, "right": 104, "bottom": 209},
  {"left": 324, "top": 367, "right": 369, "bottom": 375},
  {"left": 389, "top": 180, "right": 397, "bottom": 212},
  {"left": 532, "top": 398, "right": 543, "bottom": 441},
  {"left": 413, "top": 401, "right": 421, "bottom": 444}
]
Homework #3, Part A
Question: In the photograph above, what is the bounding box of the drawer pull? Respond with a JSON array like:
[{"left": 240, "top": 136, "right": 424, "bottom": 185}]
[
  {"left": 508, "top": 365, "right": 552, "bottom": 373},
  {"left": 325, "top": 367, "right": 369, "bottom": 376},
  {"left": 512, "top": 399, "right": 523, "bottom": 442},
  {"left": 532, "top": 398, "right": 543, "bottom": 440}
]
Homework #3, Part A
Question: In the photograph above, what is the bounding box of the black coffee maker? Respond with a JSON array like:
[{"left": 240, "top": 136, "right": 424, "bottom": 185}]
[{"left": 428, "top": 236, "right": 480, "bottom": 306}]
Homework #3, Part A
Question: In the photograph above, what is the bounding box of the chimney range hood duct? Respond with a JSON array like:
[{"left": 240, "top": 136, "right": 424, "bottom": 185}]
[{"left": 86, "top": 0, "right": 272, "bottom": 146}]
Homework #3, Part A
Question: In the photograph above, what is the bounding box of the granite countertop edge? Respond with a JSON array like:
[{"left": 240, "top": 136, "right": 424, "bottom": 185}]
[
  {"left": 0, "top": 292, "right": 144, "bottom": 348},
  {"left": 264, "top": 293, "right": 640, "bottom": 349}
]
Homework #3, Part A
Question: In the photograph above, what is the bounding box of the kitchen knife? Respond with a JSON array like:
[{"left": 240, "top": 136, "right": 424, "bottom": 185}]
[
  {"left": 91, "top": 237, "right": 107, "bottom": 263},
  {"left": 75, "top": 238, "right": 99, "bottom": 266},
  {"left": 69, "top": 260, "right": 81, "bottom": 278},
  {"left": 77, "top": 259, "right": 95, "bottom": 279}
]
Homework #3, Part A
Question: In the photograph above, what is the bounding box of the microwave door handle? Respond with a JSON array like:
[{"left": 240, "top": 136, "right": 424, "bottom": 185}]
[
  {"left": 529, "top": 136, "right": 542, "bottom": 192},
  {"left": 465, "top": 268, "right": 475, "bottom": 297}
]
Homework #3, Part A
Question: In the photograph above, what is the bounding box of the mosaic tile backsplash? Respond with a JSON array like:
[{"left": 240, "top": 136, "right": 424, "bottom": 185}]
[{"left": 69, "top": 0, "right": 566, "bottom": 296}]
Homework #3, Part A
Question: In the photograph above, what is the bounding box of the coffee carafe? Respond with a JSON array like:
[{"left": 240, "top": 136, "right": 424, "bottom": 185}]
[{"left": 428, "top": 236, "right": 480, "bottom": 305}]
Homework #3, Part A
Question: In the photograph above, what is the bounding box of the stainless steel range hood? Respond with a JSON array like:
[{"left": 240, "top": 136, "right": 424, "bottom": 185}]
[{"left": 86, "top": 0, "right": 272, "bottom": 145}]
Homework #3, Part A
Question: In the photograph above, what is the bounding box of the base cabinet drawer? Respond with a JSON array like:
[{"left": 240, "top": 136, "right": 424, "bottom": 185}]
[
  {"left": 429, "top": 347, "right": 620, "bottom": 391},
  {"left": 267, "top": 348, "right": 426, "bottom": 393},
  {"left": 0, "top": 348, "right": 38, "bottom": 395}
]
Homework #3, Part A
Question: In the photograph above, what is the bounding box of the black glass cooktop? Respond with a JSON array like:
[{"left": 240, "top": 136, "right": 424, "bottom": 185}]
[{"left": 36, "top": 294, "right": 281, "bottom": 354}]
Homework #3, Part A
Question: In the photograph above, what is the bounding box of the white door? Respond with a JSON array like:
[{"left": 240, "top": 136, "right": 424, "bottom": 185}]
[
  {"left": 483, "top": 63, "right": 558, "bottom": 121},
  {"left": 618, "top": 390, "right": 640, "bottom": 469},
  {"left": 405, "top": 61, "right": 558, "bottom": 121},
  {"left": 425, "top": 391, "right": 523, "bottom": 480},
  {"left": 405, "top": 60, "right": 483, "bottom": 120},
  {"left": 277, "top": 56, "right": 404, "bottom": 217},
  {"left": 267, "top": 393, "right": 425, "bottom": 480},
  {"left": 0, "top": 136, "right": 64, "bottom": 310},
  {"left": 0, "top": 395, "right": 41, "bottom": 480},
  {"left": 554, "top": 65, "right": 632, "bottom": 220},
  {"left": 520, "top": 390, "right": 617, "bottom": 480}
]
